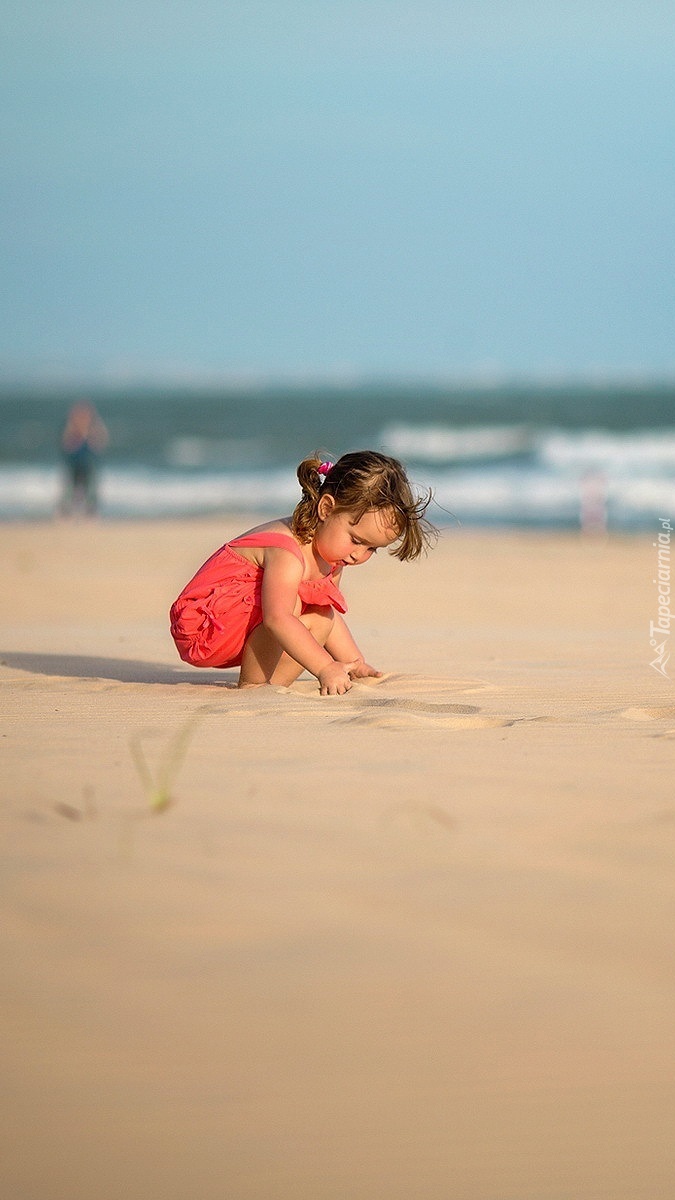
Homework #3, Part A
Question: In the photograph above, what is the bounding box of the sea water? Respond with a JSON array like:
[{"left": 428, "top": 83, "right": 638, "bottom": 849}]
[{"left": 2, "top": 381, "right": 674, "bottom": 529}]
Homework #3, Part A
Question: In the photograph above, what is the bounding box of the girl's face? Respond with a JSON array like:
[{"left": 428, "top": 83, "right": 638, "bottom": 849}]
[{"left": 313, "top": 497, "right": 399, "bottom": 567}]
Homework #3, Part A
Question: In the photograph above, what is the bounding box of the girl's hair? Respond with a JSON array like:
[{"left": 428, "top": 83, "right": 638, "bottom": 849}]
[{"left": 291, "top": 450, "right": 437, "bottom": 561}]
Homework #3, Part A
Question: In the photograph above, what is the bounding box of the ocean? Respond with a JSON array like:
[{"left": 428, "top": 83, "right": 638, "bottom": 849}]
[{"left": 2, "top": 381, "right": 674, "bottom": 530}]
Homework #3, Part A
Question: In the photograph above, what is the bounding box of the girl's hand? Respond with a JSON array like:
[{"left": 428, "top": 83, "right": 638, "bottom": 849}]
[
  {"left": 348, "top": 659, "right": 383, "bottom": 680},
  {"left": 318, "top": 660, "right": 359, "bottom": 696}
]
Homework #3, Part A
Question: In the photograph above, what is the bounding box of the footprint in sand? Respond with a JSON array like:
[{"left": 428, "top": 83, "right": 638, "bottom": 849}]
[
  {"left": 358, "top": 696, "right": 481, "bottom": 715},
  {"left": 620, "top": 706, "right": 675, "bottom": 721},
  {"left": 381, "top": 799, "right": 457, "bottom": 832},
  {"left": 343, "top": 712, "right": 513, "bottom": 730},
  {"left": 339, "top": 696, "right": 513, "bottom": 731}
]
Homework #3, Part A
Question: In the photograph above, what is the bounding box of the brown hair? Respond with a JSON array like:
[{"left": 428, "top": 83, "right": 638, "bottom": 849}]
[{"left": 291, "top": 450, "right": 436, "bottom": 561}]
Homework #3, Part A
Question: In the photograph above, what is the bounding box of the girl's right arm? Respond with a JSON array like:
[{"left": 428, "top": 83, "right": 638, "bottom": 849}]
[{"left": 260, "top": 548, "right": 357, "bottom": 693}]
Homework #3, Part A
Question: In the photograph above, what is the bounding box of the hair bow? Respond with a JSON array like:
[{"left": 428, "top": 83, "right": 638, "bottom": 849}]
[{"left": 318, "top": 461, "right": 334, "bottom": 477}]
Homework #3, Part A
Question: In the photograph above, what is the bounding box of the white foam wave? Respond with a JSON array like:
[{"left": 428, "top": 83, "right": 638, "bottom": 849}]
[
  {"left": 1, "top": 462, "right": 674, "bottom": 527},
  {"left": 380, "top": 422, "right": 675, "bottom": 473},
  {"left": 100, "top": 467, "right": 299, "bottom": 516},
  {"left": 428, "top": 470, "right": 582, "bottom": 520},
  {"left": 0, "top": 466, "right": 61, "bottom": 515},
  {"left": 538, "top": 429, "right": 675, "bottom": 470},
  {"left": 164, "top": 436, "right": 264, "bottom": 468},
  {"left": 380, "top": 423, "right": 533, "bottom": 461},
  {"left": 0, "top": 465, "right": 298, "bottom": 519}
]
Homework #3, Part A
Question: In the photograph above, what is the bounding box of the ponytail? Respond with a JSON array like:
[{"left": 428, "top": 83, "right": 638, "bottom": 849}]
[{"left": 291, "top": 454, "right": 329, "bottom": 543}]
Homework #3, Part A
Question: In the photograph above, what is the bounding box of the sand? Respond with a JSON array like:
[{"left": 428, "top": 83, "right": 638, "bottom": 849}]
[{"left": 1, "top": 517, "right": 674, "bottom": 1200}]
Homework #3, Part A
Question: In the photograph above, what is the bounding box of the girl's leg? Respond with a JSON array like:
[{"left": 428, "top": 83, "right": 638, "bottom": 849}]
[{"left": 238, "top": 604, "right": 334, "bottom": 688}]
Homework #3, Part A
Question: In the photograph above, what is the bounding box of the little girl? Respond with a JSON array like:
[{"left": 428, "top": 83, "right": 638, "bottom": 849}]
[{"left": 170, "top": 450, "right": 435, "bottom": 695}]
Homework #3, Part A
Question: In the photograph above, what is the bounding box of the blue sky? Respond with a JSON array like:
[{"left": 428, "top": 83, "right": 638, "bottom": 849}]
[{"left": 2, "top": 1, "right": 674, "bottom": 382}]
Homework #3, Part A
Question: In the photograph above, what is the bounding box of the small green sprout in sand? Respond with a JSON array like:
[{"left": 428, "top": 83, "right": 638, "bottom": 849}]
[{"left": 129, "top": 712, "right": 203, "bottom": 813}]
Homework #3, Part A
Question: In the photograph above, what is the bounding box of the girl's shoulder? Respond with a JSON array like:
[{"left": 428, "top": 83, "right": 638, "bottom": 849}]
[
  {"left": 238, "top": 517, "right": 295, "bottom": 538},
  {"left": 229, "top": 518, "right": 307, "bottom": 569}
]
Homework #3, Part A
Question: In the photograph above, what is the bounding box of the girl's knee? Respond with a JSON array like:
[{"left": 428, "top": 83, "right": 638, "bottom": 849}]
[{"left": 301, "top": 604, "right": 334, "bottom": 644}]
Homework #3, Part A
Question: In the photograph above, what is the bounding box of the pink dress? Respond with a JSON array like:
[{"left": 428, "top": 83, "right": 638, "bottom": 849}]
[{"left": 169, "top": 531, "right": 347, "bottom": 668}]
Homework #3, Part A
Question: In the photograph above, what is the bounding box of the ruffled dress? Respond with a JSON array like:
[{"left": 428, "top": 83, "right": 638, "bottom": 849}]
[{"left": 169, "top": 531, "right": 347, "bottom": 668}]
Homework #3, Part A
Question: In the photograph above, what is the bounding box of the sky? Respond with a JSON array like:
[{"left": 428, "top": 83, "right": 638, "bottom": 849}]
[{"left": 2, "top": 0, "right": 675, "bottom": 383}]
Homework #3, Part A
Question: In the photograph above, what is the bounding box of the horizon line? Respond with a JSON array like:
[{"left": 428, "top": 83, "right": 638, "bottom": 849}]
[{"left": 2, "top": 365, "right": 675, "bottom": 392}]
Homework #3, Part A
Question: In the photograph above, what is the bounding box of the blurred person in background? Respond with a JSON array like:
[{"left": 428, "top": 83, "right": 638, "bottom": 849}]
[
  {"left": 579, "top": 469, "right": 608, "bottom": 536},
  {"left": 59, "top": 400, "right": 109, "bottom": 517}
]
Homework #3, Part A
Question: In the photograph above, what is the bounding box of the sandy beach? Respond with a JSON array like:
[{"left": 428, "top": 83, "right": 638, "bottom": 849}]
[{"left": 1, "top": 517, "right": 674, "bottom": 1200}]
